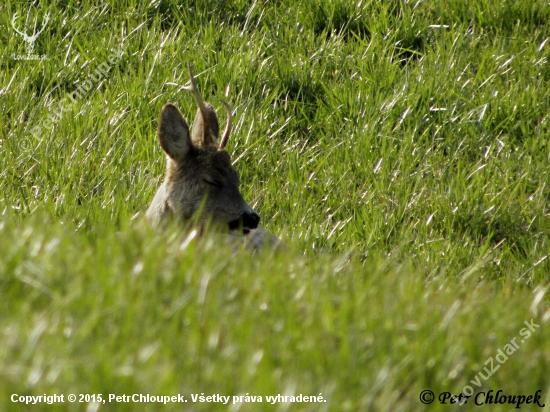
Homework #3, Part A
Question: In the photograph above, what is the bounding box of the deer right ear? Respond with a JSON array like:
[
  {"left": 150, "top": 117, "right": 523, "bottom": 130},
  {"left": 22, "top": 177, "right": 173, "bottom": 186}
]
[{"left": 158, "top": 104, "right": 191, "bottom": 160}]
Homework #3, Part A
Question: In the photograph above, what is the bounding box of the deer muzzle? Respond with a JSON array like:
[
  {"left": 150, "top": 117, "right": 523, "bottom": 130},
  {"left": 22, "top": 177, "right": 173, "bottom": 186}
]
[{"left": 229, "top": 211, "right": 260, "bottom": 234}]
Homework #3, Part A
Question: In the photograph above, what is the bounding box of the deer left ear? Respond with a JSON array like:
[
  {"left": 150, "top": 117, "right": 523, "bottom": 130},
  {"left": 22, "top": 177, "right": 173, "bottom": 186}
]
[{"left": 158, "top": 104, "right": 191, "bottom": 160}]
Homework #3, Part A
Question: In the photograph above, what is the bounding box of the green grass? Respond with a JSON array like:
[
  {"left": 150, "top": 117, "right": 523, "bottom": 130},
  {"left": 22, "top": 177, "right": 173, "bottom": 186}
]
[{"left": 1, "top": 0, "right": 550, "bottom": 410}]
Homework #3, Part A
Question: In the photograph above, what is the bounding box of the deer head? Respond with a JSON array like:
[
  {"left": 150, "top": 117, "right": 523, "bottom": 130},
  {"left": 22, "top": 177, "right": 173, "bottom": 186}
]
[
  {"left": 146, "top": 64, "right": 260, "bottom": 235},
  {"left": 11, "top": 11, "right": 50, "bottom": 55}
]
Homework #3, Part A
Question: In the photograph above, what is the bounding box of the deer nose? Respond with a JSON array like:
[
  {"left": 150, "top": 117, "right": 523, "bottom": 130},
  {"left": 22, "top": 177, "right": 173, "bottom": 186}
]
[
  {"left": 228, "top": 212, "right": 260, "bottom": 234},
  {"left": 242, "top": 211, "right": 260, "bottom": 230}
]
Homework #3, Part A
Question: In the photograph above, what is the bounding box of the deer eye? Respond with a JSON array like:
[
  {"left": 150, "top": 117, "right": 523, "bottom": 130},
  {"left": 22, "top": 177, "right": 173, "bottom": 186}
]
[{"left": 204, "top": 179, "right": 223, "bottom": 189}]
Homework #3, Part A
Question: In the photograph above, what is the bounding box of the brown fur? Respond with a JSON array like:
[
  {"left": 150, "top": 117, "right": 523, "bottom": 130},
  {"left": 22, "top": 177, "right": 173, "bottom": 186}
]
[
  {"left": 146, "top": 104, "right": 257, "bottom": 231},
  {"left": 146, "top": 67, "right": 284, "bottom": 251}
]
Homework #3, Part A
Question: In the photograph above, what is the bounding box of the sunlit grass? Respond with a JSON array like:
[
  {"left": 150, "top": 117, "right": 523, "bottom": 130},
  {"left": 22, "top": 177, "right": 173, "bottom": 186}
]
[{"left": 1, "top": 0, "right": 550, "bottom": 411}]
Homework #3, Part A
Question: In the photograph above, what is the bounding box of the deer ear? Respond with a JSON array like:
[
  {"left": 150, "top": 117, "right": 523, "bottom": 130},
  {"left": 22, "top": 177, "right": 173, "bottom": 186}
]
[
  {"left": 158, "top": 104, "right": 191, "bottom": 160},
  {"left": 190, "top": 105, "right": 219, "bottom": 148}
]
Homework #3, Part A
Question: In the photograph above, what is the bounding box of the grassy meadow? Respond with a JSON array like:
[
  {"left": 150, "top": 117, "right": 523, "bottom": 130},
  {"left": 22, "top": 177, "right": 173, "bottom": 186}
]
[{"left": 1, "top": 0, "right": 550, "bottom": 410}]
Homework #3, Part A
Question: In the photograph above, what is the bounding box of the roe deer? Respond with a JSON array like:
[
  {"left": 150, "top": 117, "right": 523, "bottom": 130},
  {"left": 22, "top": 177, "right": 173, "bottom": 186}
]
[{"left": 146, "top": 64, "right": 284, "bottom": 252}]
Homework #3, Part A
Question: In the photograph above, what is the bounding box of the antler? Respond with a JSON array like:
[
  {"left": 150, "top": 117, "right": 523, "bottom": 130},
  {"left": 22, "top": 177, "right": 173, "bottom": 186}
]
[
  {"left": 179, "top": 64, "right": 233, "bottom": 150},
  {"left": 219, "top": 99, "right": 232, "bottom": 150},
  {"left": 33, "top": 12, "right": 50, "bottom": 39},
  {"left": 11, "top": 12, "right": 30, "bottom": 40},
  {"left": 179, "top": 64, "right": 211, "bottom": 147}
]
